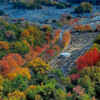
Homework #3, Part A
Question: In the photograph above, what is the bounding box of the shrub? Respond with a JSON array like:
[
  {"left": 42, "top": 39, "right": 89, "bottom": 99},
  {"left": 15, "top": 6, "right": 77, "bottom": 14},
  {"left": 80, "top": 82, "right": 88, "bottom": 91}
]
[
  {"left": 35, "top": 95, "right": 43, "bottom": 100},
  {"left": 0, "top": 41, "right": 9, "bottom": 50},
  {"left": 30, "top": 72, "right": 49, "bottom": 85},
  {"left": 73, "top": 85, "right": 85, "bottom": 96},
  {"left": 7, "top": 67, "right": 31, "bottom": 80},
  {"left": 21, "top": 26, "right": 44, "bottom": 47},
  {"left": 50, "top": 69, "right": 64, "bottom": 78},
  {"left": 25, "top": 79, "right": 67, "bottom": 100},
  {"left": 0, "top": 75, "right": 4, "bottom": 98},
  {"left": 27, "top": 57, "right": 51, "bottom": 74},
  {"left": 78, "top": 75, "right": 95, "bottom": 96},
  {"left": 80, "top": 67, "right": 100, "bottom": 98},
  {"left": 70, "top": 74, "right": 80, "bottom": 81},
  {"left": 25, "top": 85, "right": 38, "bottom": 100},
  {"left": 92, "top": 43, "right": 100, "bottom": 51},
  {"left": 2, "top": 75, "right": 29, "bottom": 95},
  {"left": 55, "top": 89, "right": 67, "bottom": 100},
  {"left": 0, "top": 41, "right": 9, "bottom": 59},
  {"left": 80, "top": 67, "right": 100, "bottom": 82},
  {"left": 60, "top": 76, "right": 72, "bottom": 85},
  {"left": 78, "top": 93, "right": 91, "bottom": 100},
  {"left": 0, "top": 50, "right": 9, "bottom": 59},
  {"left": 46, "top": 49, "right": 55, "bottom": 56},
  {"left": 8, "top": 90, "right": 26, "bottom": 100},
  {"left": 2, "top": 79, "right": 12, "bottom": 95},
  {"left": 10, "top": 40, "right": 30, "bottom": 55},
  {"left": 11, "top": 75, "right": 29, "bottom": 91}
]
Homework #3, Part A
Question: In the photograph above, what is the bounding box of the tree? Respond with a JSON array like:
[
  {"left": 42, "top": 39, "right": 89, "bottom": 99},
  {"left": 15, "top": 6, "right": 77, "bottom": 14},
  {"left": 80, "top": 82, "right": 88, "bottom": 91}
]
[
  {"left": 46, "top": 49, "right": 55, "bottom": 56},
  {"left": 76, "top": 48, "right": 100, "bottom": 70},
  {"left": 62, "top": 31, "right": 71, "bottom": 47},
  {"left": 0, "top": 53, "right": 25, "bottom": 75},
  {"left": 7, "top": 67, "right": 31, "bottom": 80},
  {"left": 8, "top": 90, "right": 26, "bottom": 100},
  {"left": 0, "top": 41, "right": 9, "bottom": 50},
  {"left": 27, "top": 57, "right": 51, "bottom": 74},
  {"left": 10, "top": 40, "right": 30, "bottom": 55}
]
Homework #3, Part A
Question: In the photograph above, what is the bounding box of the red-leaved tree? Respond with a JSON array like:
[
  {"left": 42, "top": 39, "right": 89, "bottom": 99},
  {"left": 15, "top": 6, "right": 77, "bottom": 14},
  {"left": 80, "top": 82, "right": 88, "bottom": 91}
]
[
  {"left": 76, "top": 48, "right": 100, "bottom": 70},
  {"left": 46, "top": 49, "right": 55, "bottom": 56}
]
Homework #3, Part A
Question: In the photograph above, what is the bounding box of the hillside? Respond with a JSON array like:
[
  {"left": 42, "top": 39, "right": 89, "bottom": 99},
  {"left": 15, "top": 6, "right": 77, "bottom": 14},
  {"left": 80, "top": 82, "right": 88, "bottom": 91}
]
[{"left": 0, "top": 1, "right": 100, "bottom": 100}]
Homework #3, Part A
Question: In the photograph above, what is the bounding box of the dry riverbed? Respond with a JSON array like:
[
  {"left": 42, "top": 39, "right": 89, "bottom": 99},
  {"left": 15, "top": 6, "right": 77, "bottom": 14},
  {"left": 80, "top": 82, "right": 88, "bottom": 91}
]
[{"left": 50, "top": 31, "right": 99, "bottom": 75}]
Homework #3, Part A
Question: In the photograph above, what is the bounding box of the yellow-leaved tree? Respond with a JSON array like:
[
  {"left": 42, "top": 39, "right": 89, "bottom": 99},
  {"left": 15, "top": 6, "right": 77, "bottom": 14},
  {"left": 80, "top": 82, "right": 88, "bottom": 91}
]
[{"left": 27, "top": 57, "right": 51, "bottom": 74}]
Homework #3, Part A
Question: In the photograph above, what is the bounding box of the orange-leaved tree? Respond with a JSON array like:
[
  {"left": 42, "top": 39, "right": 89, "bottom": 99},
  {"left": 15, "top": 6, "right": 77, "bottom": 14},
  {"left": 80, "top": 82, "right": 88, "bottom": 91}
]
[
  {"left": 0, "top": 41, "right": 9, "bottom": 50},
  {"left": 62, "top": 31, "right": 71, "bottom": 47},
  {"left": 0, "top": 53, "right": 25, "bottom": 75},
  {"left": 7, "top": 67, "right": 31, "bottom": 80}
]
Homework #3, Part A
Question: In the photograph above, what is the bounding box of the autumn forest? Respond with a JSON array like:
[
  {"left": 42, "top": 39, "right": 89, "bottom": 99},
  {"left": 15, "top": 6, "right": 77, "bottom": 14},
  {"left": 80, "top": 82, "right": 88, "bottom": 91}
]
[{"left": 0, "top": 0, "right": 100, "bottom": 100}]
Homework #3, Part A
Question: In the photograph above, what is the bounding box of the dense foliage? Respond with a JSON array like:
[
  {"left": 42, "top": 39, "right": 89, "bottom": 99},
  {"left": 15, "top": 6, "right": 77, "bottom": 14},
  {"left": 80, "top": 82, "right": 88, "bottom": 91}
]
[
  {"left": 0, "top": 18, "right": 70, "bottom": 61},
  {"left": 0, "top": 17, "right": 72, "bottom": 100},
  {"left": 0, "top": 12, "right": 100, "bottom": 99}
]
